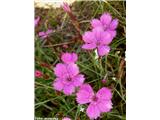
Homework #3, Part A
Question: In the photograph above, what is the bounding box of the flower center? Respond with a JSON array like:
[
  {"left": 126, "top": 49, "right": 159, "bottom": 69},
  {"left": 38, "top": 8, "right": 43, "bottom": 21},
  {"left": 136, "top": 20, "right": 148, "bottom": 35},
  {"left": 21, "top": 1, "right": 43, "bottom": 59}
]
[
  {"left": 66, "top": 77, "right": 72, "bottom": 82},
  {"left": 96, "top": 41, "right": 101, "bottom": 46},
  {"left": 92, "top": 95, "right": 98, "bottom": 102}
]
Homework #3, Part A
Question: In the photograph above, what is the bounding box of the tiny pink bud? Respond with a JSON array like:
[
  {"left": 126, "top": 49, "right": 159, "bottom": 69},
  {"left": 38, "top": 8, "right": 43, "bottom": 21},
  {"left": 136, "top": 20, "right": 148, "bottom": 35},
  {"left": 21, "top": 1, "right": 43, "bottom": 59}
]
[
  {"left": 63, "top": 44, "right": 68, "bottom": 48},
  {"left": 102, "top": 79, "right": 107, "bottom": 84},
  {"left": 35, "top": 70, "right": 43, "bottom": 78},
  {"left": 38, "top": 29, "right": 53, "bottom": 39},
  {"left": 35, "top": 16, "right": 40, "bottom": 27},
  {"left": 62, "top": 2, "right": 71, "bottom": 13}
]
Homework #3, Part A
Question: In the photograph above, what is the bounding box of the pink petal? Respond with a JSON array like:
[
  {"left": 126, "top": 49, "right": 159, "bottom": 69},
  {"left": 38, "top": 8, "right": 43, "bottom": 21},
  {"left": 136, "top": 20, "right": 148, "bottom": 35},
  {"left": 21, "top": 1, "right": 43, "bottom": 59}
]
[
  {"left": 35, "top": 70, "right": 43, "bottom": 78},
  {"left": 109, "top": 19, "right": 119, "bottom": 30},
  {"left": 63, "top": 84, "right": 75, "bottom": 95},
  {"left": 76, "top": 84, "right": 94, "bottom": 104},
  {"left": 86, "top": 103, "right": 100, "bottom": 119},
  {"left": 92, "top": 27, "right": 104, "bottom": 41},
  {"left": 82, "top": 43, "right": 96, "bottom": 50},
  {"left": 53, "top": 78, "right": 64, "bottom": 91},
  {"left": 82, "top": 31, "right": 96, "bottom": 43},
  {"left": 54, "top": 63, "right": 67, "bottom": 77},
  {"left": 97, "top": 45, "right": 110, "bottom": 56},
  {"left": 73, "top": 74, "right": 85, "bottom": 87},
  {"left": 46, "top": 29, "right": 53, "bottom": 34},
  {"left": 62, "top": 117, "right": 71, "bottom": 120},
  {"left": 38, "top": 31, "right": 46, "bottom": 36},
  {"left": 100, "top": 31, "right": 112, "bottom": 45},
  {"left": 66, "top": 63, "right": 79, "bottom": 77},
  {"left": 35, "top": 16, "right": 40, "bottom": 27},
  {"left": 61, "top": 77, "right": 71, "bottom": 85},
  {"left": 100, "top": 13, "right": 112, "bottom": 27},
  {"left": 62, "top": 2, "right": 71, "bottom": 13},
  {"left": 61, "top": 52, "right": 78, "bottom": 64},
  {"left": 91, "top": 19, "right": 102, "bottom": 28},
  {"left": 107, "top": 30, "right": 117, "bottom": 39},
  {"left": 97, "top": 100, "right": 113, "bottom": 113},
  {"left": 96, "top": 87, "right": 112, "bottom": 101},
  {"left": 40, "top": 35, "right": 48, "bottom": 39}
]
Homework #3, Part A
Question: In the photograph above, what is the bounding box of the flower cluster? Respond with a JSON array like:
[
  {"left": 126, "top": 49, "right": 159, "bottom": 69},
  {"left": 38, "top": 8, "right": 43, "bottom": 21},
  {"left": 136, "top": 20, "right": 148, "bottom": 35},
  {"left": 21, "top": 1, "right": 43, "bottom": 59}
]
[
  {"left": 82, "top": 13, "right": 118, "bottom": 57},
  {"left": 50, "top": 3, "right": 118, "bottom": 120},
  {"left": 52, "top": 53, "right": 112, "bottom": 119}
]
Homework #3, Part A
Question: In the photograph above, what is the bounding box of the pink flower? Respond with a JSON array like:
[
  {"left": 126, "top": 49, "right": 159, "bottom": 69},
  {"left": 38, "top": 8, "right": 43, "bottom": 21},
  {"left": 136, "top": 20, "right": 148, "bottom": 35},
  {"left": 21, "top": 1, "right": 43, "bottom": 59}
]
[
  {"left": 76, "top": 84, "right": 112, "bottom": 119},
  {"left": 62, "top": 2, "right": 71, "bottom": 13},
  {"left": 53, "top": 63, "right": 85, "bottom": 95},
  {"left": 62, "top": 117, "right": 71, "bottom": 120},
  {"left": 61, "top": 52, "right": 78, "bottom": 64},
  {"left": 91, "top": 13, "right": 118, "bottom": 38},
  {"left": 35, "top": 16, "right": 40, "bottom": 27},
  {"left": 35, "top": 70, "right": 43, "bottom": 78},
  {"left": 82, "top": 27, "right": 112, "bottom": 56},
  {"left": 38, "top": 29, "right": 53, "bottom": 39}
]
